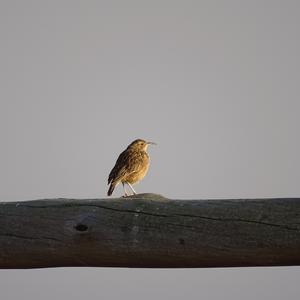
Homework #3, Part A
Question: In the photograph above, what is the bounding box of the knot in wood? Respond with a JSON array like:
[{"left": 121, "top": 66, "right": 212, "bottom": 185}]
[{"left": 74, "top": 224, "right": 89, "bottom": 232}]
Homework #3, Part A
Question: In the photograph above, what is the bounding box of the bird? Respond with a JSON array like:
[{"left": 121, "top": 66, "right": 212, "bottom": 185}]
[{"left": 107, "top": 139, "right": 156, "bottom": 197}]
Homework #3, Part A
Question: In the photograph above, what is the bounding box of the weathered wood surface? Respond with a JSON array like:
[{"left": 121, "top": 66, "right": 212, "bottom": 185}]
[{"left": 0, "top": 193, "right": 299, "bottom": 269}]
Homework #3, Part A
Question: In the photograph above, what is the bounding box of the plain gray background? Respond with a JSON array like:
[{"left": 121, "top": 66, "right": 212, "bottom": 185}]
[{"left": 1, "top": 1, "right": 300, "bottom": 299}]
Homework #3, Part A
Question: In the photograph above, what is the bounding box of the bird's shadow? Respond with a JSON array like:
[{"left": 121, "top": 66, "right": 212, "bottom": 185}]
[{"left": 121, "top": 193, "right": 167, "bottom": 201}]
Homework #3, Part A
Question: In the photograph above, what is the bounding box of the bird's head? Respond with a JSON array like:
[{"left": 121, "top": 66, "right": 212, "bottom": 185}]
[{"left": 128, "top": 139, "right": 157, "bottom": 151}]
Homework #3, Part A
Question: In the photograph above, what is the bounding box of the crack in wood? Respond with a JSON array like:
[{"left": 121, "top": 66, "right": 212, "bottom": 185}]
[
  {"left": 18, "top": 202, "right": 300, "bottom": 232},
  {"left": 172, "top": 213, "right": 300, "bottom": 231},
  {"left": 0, "top": 233, "right": 62, "bottom": 242}
]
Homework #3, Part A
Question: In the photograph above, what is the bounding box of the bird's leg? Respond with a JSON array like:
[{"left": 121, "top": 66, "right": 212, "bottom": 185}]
[
  {"left": 122, "top": 182, "right": 129, "bottom": 197},
  {"left": 126, "top": 182, "right": 137, "bottom": 195}
]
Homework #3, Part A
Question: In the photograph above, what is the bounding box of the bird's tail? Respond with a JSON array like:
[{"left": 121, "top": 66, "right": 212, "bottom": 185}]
[{"left": 107, "top": 182, "right": 116, "bottom": 196}]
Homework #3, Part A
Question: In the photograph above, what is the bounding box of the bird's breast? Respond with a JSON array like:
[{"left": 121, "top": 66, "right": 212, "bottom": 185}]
[
  {"left": 126, "top": 164, "right": 149, "bottom": 184},
  {"left": 124, "top": 152, "right": 150, "bottom": 184}
]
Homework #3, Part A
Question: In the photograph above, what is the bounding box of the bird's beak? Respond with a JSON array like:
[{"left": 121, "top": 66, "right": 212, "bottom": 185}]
[{"left": 147, "top": 141, "right": 157, "bottom": 145}]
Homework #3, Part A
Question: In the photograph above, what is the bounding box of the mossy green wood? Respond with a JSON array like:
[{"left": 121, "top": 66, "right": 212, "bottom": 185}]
[{"left": 0, "top": 193, "right": 299, "bottom": 269}]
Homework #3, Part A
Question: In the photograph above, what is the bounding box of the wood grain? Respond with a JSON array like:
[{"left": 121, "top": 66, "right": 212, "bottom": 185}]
[{"left": 0, "top": 193, "right": 299, "bottom": 269}]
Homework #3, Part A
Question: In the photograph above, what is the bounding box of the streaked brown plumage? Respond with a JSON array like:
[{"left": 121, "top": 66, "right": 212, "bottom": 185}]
[{"left": 107, "top": 139, "right": 156, "bottom": 197}]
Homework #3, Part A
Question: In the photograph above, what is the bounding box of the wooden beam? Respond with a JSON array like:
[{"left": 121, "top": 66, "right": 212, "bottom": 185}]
[{"left": 0, "top": 193, "right": 299, "bottom": 269}]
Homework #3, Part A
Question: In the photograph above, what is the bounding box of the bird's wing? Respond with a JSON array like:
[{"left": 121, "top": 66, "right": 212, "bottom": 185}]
[
  {"left": 108, "top": 150, "right": 147, "bottom": 184},
  {"left": 108, "top": 150, "right": 127, "bottom": 184}
]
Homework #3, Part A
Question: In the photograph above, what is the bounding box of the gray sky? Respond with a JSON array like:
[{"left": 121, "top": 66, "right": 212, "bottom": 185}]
[{"left": 0, "top": 1, "right": 300, "bottom": 299}]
